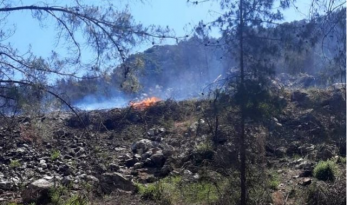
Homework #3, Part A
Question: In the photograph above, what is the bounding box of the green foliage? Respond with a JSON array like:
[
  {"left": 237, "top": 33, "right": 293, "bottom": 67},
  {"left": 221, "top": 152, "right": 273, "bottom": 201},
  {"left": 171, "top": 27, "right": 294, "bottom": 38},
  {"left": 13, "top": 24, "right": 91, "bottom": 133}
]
[
  {"left": 137, "top": 182, "right": 163, "bottom": 201},
  {"left": 137, "top": 176, "right": 222, "bottom": 204},
  {"left": 50, "top": 186, "right": 68, "bottom": 205},
  {"left": 234, "top": 79, "right": 285, "bottom": 121},
  {"left": 313, "top": 160, "right": 337, "bottom": 181},
  {"left": 64, "top": 195, "right": 88, "bottom": 205},
  {"left": 49, "top": 186, "right": 88, "bottom": 205},
  {"left": 267, "top": 172, "right": 280, "bottom": 190},
  {"left": 9, "top": 159, "right": 21, "bottom": 168},
  {"left": 51, "top": 150, "right": 61, "bottom": 161},
  {"left": 306, "top": 179, "right": 346, "bottom": 205},
  {"left": 336, "top": 157, "right": 346, "bottom": 164}
]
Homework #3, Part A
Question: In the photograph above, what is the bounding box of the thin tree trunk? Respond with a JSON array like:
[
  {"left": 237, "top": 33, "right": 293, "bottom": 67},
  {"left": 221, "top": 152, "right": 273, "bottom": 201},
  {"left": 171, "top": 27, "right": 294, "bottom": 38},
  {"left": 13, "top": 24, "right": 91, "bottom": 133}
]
[{"left": 239, "top": 0, "right": 247, "bottom": 205}]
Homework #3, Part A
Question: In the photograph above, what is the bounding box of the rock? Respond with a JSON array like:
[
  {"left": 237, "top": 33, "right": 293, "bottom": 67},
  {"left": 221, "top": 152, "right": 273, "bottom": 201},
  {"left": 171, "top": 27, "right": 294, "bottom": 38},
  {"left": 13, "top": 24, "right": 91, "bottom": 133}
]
[
  {"left": 293, "top": 74, "right": 316, "bottom": 88},
  {"left": 277, "top": 170, "right": 284, "bottom": 174},
  {"left": 149, "top": 153, "right": 166, "bottom": 168},
  {"left": 299, "top": 144, "right": 315, "bottom": 155},
  {"left": 39, "top": 159, "right": 48, "bottom": 169},
  {"left": 287, "top": 142, "right": 300, "bottom": 156},
  {"left": 291, "top": 90, "right": 309, "bottom": 104},
  {"left": 316, "top": 145, "right": 336, "bottom": 160},
  {"left": 115, "top": 147, "right": 126, "bottom": 152},
  {"left": 158, "top": 127, "right": 166, "bottom": 133},
  {"left": 295, "top": 161, "right": 315, "bottom": 170},
  {"left": 58, "top": 164, "right": 72, "bottom": 176},
  {"left": 21, "top": 179, "right": 54, "bottom": 204},
  {"left": 144, "top": 158, "right": 152, "bottom": 167},
  {"left": 138, "top": 172, "right": 156, "bottom": 183},
  {"left": 277, "top": 183, "right": 286, "bottom": 190},
  {"left": 275, "top": 147, "right": 287, "bottom": 158},
  {"left": 323, "top": 91, "right": 346, "bottom": 112},
  {"left": 141, "top": 150, "right": 153, "bottom": 159},
  {"left": 147, "top": 128, "right": 156, "bottom": 136},
  {"left": 108, "top": 163, "right": 119, "bottom": 172},
  {"left": 189, "top": 122, "right": 198, "bottom": 134},
  {"left": 125, "top": 158, "right": 138, "bottom": 167},
  {"left": 131, "top": 139, "right": 154, "bottom": 154},
  {"left": 74, "top": 147, "right": 85, "bottom": 156},
  {"left": 0, "top": 180, "right": 13, "bottom": 190},
  {"left": 299, "top": 170, "right": 312, "bottom": 177},
  {"left": 193, "top": 173, "right": 200, "bottom": 180},
  {"left": 159, "top": 164, "right": 172, "bottom": 177},
  {"left": 16, "top": 148, "right": 26, "bottom": 155},
  {"left": 96, "top": 163, "right": 107, "bottom": 173},
  {"left": 62, "top": 175, "right": 73, "bottom": 186},
  {"left": 99, "top": 172, "right": 136, "bottom": 194},
  {"left": 133, "top": 162, "right": 143, "bottom": 169},
  {"left": 85, "top": 175, "right": 99, "bottom": 185},
  {"left": 299, "top": 178, "right": 312, "bottom": 186}
]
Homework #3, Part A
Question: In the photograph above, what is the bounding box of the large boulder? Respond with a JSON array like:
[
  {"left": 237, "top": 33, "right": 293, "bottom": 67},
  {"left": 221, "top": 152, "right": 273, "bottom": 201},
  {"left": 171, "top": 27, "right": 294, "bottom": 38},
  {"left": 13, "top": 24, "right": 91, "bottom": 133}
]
[
  {"left": 21, "top": 179, "right": 54, "bottom": 205},
  {"left": 149, "top": 153, "right": 166, "bottom": 168},
  {"left": 131, "top": 139, "right": 155, "bottom": 154},
  {"left": 291, "top": 90, "right": 310, "bottom": 105},
  {"left": 99, "top": 172, "right": 136, "bottom": 194}
]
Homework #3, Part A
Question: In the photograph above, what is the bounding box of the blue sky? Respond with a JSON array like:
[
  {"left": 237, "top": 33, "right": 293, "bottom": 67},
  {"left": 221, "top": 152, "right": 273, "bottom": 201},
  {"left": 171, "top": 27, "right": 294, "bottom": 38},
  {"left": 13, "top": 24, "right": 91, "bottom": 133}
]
[{"left": 1, "top": 0, "right": 312, "bottom": 61}]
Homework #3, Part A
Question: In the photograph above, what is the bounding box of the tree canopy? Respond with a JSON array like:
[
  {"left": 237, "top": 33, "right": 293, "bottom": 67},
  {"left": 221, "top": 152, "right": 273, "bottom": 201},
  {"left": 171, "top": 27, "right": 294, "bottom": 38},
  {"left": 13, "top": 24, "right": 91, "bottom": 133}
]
[{"left": 0, "top": 0, "right": 173, "bottom": 114}]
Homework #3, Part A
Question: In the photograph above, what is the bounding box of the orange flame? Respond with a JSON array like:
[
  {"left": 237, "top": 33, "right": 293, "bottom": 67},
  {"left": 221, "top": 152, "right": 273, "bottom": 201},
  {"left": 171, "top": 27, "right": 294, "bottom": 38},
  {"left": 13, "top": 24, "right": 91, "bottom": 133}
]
[{"left": 130, "top": 97, "right": 161, "bottom": 110}]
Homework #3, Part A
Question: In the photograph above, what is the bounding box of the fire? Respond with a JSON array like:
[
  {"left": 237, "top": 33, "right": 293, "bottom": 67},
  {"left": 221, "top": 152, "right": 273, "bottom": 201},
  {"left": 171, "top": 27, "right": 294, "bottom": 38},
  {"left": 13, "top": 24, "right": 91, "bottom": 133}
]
[{"left": 130, "top": 97, "right": 161, "bottom": 110}]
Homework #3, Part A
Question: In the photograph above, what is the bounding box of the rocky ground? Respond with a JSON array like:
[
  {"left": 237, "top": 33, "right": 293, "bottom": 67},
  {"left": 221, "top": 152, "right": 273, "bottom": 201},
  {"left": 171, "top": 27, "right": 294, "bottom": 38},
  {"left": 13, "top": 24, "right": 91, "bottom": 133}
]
[{"left": 0, "top": 86, "right": 345, "bottom": 205}]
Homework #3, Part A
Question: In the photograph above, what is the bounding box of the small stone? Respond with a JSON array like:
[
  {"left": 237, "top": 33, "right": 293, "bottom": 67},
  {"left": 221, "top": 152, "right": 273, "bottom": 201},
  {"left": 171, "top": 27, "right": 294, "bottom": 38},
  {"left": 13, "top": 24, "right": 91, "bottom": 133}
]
[
  {"left": 16, "top": 148, "right": 26, "bottom": 154},
  {"left": 125, "top": 158, "right": 138, "bottom": 167},
  {"left": 0, "top": 180, "right": 13, "bottom": 190},
  {"left": 299, "top": 178, "right": 311, "bottom": 186},
  {"left": 193, "top": 173, "right": 200, "bottom": 180},
  {"left": 108, "top": 163, "right": 119, "bottom": 172},
  {"left": 277, "top": 170, "right": 284, "bottom": 174},
  {"left": 133, "top": 162, "right": 143, "bottom": 169},
  {"left": 99, "top": 172, "right": 136, "bottom": 194},
  {"left": 115, "top": 147, "right": 126, "bottom": 152}
]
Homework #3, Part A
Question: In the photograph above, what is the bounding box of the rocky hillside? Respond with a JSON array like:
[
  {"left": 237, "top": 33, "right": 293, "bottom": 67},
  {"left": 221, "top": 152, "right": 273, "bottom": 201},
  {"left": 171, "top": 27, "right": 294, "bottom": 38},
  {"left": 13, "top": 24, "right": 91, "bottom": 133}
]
[{"left": 0, "top": 86, "right": 345, "bottom": 205}]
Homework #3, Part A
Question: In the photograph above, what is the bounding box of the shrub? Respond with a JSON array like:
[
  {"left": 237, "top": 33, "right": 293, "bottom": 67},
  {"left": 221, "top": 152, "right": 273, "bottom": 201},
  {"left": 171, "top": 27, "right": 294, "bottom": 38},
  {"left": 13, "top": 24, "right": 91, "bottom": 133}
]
[
  {"left": 313, "top": 160, "right": 337, "bottom": 181},
  {"left": 9, "top": 159, "right": 21, "bottom": 168},
  {"left": 137, "top": 182, "right": 164, "bottom": 201},
  {"left": 336, "top": 157, "right": 346, "bottom": 164},
  {"left": 306, "top": 181, "right": 346, "bottom": 205},
  {"left": 267, "top": 171, "right": 280, "bottom": 190},
  {"left": 136, "top": 176, "right": 222, "bottom": 204},
  {"left": 51, "top": 150, "right": 61, "bottom": 161}
]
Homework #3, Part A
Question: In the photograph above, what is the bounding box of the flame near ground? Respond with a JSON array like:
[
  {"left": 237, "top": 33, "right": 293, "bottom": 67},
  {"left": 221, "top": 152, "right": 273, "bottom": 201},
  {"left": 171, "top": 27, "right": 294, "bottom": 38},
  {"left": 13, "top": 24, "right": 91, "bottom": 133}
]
[{"left": 130, "top": 97, "right": 161, "bottom": 110}]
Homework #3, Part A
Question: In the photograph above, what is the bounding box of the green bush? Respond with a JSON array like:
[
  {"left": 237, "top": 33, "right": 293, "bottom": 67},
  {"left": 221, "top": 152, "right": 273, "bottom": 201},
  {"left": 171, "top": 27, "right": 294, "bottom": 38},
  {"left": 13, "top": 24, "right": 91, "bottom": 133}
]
[
  {"left": 51, "top": 150, "right": 61, "bottom": 161},
  {"left": 336, "top": 157, "right": 346, "bottom": 164},
  {"left": 136, "top": 183, "right": 163, "bottom": 201},
  {"left": 313, "top": 160, "right": 337, "bottom": 181},
  {"left": 267, "top": 172, "right": 280, "bottom": 190},
  {"left": 136, "top": 176, "right": 222, "bottom": 204},
  {"left": 9, "top": 159, "right": 21, "bottom": 168}
]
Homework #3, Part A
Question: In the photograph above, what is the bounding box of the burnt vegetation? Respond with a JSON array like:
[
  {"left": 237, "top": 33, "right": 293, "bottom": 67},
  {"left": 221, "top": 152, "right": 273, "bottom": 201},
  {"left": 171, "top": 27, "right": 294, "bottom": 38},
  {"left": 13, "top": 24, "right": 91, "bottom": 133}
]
[{"left": 0, "top": 0, "right": 346, "bottom": 205}]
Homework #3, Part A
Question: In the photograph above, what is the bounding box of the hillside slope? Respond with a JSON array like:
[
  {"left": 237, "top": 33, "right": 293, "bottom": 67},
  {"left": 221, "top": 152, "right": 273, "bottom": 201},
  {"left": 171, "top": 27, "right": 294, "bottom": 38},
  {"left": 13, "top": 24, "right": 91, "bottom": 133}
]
[{"left": 0, "top": 87, "right": 345, "bottom": 205}]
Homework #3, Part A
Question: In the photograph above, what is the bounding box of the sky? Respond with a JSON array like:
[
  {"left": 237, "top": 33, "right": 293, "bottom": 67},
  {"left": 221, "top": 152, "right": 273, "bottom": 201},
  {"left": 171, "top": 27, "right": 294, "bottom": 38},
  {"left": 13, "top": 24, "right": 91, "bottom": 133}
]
[{"left": 0, "top": 0, "right": 313, "bottom": 61}]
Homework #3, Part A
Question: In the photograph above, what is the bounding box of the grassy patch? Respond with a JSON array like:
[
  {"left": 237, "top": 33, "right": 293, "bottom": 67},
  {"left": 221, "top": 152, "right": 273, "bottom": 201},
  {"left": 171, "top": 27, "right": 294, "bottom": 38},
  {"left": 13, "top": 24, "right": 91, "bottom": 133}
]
[
  {"left": 137, "top": 175, "right": 223, "bottom": 204},
  {"left": 9, "top": 159, "right": 21, "bottom": 168},
  {"left": 51, "top": 150, "right": 61, "bottom": 161},
  {"left": 267, "top": 172, "right": 280, "bottom": 190},
  {"left": 313, "top": 160, "right": 337, "bottom": 181},
  {"left": 336, "top": 156, "right": 346, "bottom": 164}
]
